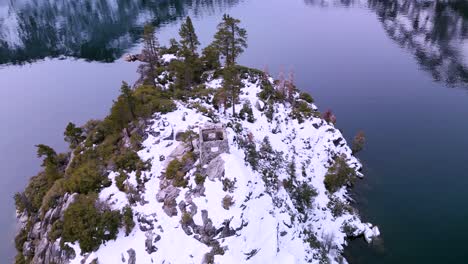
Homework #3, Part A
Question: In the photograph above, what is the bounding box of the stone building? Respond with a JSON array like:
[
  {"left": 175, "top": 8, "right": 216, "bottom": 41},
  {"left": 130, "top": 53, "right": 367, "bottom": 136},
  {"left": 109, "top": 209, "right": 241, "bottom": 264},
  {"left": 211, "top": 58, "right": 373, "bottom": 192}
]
[{"left": 199, "top": 123, "right": 229, "bottom": 165}]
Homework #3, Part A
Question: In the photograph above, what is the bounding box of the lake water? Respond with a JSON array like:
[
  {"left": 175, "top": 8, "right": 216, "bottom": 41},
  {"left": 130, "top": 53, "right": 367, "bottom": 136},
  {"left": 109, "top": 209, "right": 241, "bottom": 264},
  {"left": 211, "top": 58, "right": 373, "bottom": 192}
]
[{"left": 1, "top": 0, "right": 467, "bottom": 263}]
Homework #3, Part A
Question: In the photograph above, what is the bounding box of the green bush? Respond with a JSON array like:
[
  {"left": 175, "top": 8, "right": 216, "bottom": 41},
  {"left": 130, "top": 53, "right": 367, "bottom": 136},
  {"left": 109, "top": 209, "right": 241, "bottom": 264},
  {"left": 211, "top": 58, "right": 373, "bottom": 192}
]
[
  {"left": 165, "top": 159, "right": 188, "bottom": 188},
  {"left": 65, "top": 160, "right": 108, "bottom": 194},
  {"left": 14, "top": 193, "right": 27, "bottom": 214},
  {"left": 264, "top": 103, "right": 274, "bottom": 122},
  {"left": 62, "top": 195, "right": 121, "bottom": 253},
  {"left": 15, "top": 228, "right": 27, "bottom": 252},
  {"left": 133, "top": 85, "right": 176, "bottom": 118},
  {"left": 22, "top": 173, "right": 52, "bottom": 213},
  {"left": 14, "top": 253, "right": 28, "bottom": 264},
  {"left": 327, "top": 198, "right": 352, "bottom": 218},
  {"left": 114, "top": 149, "right": 141, "bottom": 172},
  {"left": 292, "top": 183, "right": 318, "bottom": 214},
  {"left": 239, "top": 102, "right": 255, "bottom": 123},
  {"left": 291, "top": 101, "right": 314, "bottom": 123},
  {"left": 48, "top": 220, "right": 63, "bottom": 241},
  {"left": 166, "top": 159, "right": 182, "bottom": 180},
  {"left": 324, "top": 156, "right": 356, "bottom": 193},
  {"left": 115, "top": 172, "right": 128, "bottom": 192},
  {"left": 195, "top": 173, "right": 206, "bottom": 185},
  {"left": 181, "top": 212, "right": 193, "bottom": 225},
  {"left": 299, "top": 92, "right": 314, "bottom": 103},
  {"left": 122, "top": 206, "right": 135, "bottom": 236},
  {"left": 41, "top": 179, "right": 66, "bottom": 213}
]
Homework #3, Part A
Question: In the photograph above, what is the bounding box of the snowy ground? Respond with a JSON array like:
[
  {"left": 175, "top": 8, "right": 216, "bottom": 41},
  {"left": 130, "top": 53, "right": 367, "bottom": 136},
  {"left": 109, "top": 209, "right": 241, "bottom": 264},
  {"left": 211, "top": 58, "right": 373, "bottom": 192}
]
[{"left": 68, "top": 74, "right": 379, "bottom": 264}]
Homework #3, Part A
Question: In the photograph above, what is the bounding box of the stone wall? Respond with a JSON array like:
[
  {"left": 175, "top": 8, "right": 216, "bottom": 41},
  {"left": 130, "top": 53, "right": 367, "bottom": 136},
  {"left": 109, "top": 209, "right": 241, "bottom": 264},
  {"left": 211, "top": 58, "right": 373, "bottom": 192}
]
[{"left": 199, "top": 125, "right": 229, "bottom": 165}]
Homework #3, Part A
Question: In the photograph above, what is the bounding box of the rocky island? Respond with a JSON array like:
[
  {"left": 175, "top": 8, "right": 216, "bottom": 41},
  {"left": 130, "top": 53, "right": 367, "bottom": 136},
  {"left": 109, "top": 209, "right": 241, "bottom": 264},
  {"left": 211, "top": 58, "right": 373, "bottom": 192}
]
[{"left": 14, "top": 15, "right": 379, "bottom": 264}]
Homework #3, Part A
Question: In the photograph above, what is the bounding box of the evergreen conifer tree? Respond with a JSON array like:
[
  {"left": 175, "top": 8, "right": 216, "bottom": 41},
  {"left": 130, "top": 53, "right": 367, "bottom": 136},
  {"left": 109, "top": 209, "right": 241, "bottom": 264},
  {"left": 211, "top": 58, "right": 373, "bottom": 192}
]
[
  {"left": 179, "top": 16, "right": 200, "bottom": 55},
  {"left": 222, "top": 66, "right": 242, "bottom": 117},
  {"left": 138, "top": 24, "right": 160, "bottom": 88},
  {"left": 64, "top": 122, "right": 85, "bottom": 149},
  {"left": 213, "top": 14, "right": 247, "bottom": 66}
]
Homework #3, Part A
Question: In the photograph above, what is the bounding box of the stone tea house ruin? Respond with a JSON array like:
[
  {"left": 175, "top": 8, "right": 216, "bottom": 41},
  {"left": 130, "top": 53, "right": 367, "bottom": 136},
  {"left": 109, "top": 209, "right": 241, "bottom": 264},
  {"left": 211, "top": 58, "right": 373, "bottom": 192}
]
[{"left": 199, "top": 124, "right": 229, "bottom": 165}]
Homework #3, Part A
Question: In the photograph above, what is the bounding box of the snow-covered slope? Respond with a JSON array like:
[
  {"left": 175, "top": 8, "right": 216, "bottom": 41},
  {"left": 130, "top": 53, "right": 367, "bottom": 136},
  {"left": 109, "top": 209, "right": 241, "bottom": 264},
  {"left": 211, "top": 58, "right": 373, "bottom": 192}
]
[{"left": 68, "top": 73, "right": 379, "bottom": 264}]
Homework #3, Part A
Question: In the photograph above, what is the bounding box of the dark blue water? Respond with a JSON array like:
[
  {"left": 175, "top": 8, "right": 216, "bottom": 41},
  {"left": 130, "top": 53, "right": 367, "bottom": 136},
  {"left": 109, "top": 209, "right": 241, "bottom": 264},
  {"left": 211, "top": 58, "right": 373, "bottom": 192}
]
[{"left": 1, "top": 0, "right": 467, "bottom": 263}]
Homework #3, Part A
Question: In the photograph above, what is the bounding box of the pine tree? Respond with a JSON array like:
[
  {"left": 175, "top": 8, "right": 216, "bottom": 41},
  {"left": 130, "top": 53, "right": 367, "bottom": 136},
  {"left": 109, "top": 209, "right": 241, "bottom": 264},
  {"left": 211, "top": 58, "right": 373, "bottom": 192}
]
[
  {"left": 201, "top": 44, "right": 221, "bottom": 71},
  {"left": 35, "top": 144, "right": 57, "bottom": 167},
  {"left": 35, "top": 144, "right": 61, "bottom": 181},
  {"left": 213, "top": 14, "right": 247, "bottom": 66},
  {"left": 222, "top": 66, "right": 242, "bottom": 117},
  {"left": 64, "top": 122, "right": 85, "bottom": 149},
  {"left": 120, "top": 81, "right": 136, "bottom": 120},
  {"left": 138, "top": 24, "right": 160, "bottom": 88},
  {"left": 179, "top": 16, "right": 200, "bottom": 55}
]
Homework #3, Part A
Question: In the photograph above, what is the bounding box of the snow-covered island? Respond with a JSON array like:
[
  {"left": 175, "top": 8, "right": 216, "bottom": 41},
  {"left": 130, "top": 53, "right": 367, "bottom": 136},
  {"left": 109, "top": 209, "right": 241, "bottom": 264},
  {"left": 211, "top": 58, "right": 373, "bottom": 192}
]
[{"left": 14, "top": 16, "right": 379, "bottom": 264}]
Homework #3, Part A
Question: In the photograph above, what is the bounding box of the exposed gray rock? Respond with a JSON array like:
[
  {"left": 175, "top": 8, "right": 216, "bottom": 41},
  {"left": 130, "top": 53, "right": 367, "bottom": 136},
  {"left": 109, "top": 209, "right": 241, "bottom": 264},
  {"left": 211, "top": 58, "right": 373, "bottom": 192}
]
[
  {"left": 137, "top": 213, "right": 157, "bottom": 232},
  {"left": 156, "top": 185, "right": 180, "bottom": 203},
  {"left": 127, "top": 248, "right": 136, "bottom": 264},
  {"left": 166, "top": 143, "right": 190, "bottom": 163},
  {"left": 145, "top": 232, "right": 158, "bottom": 254},
  {"left": 156, "top": 184, "right": 180, "bottom": 217},
  {"left": 205, "top": 155, "right": 225, "bottom": 181}
]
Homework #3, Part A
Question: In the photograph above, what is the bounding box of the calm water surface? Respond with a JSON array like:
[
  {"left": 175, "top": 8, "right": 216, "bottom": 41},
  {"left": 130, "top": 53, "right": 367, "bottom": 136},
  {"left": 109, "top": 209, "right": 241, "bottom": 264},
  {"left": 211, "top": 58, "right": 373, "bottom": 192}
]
[{"left": 1, "top": 0, "right": 467, "bottom": 263}]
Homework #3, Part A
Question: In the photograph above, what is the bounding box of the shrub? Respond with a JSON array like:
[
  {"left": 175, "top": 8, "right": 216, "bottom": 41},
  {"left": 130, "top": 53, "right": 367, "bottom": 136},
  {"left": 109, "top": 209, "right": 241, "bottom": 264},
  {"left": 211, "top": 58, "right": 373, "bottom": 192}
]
[
  {"left": 41, "top": 179, "right": 66, "bottom": 213},
  {"left": 177, "top": 130, "right": 197, "bottom": 146},
  {"left": 15, "top": 228, "right": 27, "bottom": 252},
  {"left": 48, "top": 220, "right": 63, "bottom": 241},
  {"left": 342, "top": 221, "right": 358, "bottom": 237},
  {"left": 324, "top": 155, "right": 356, "bottom": 193},
  {"left": 299, "top": 92, "right": 314, "bottom": 103},
  {"left": 165, "top": 159, "right": 188, "bottom": 188},
  {"left": 291, "top": 101, "right": 316, "bottom": 123},
  {"left": 239, "top": 102, "right": 255, "bottom": 123},
  {"left": 115, "top": 172, "right": 128, "bottom": 192},
  {"left": 22, "top": 172, "right": 53, "bottom": 213},
  {"left": 195, "top": 173, "right": 206, "bottom": 185},
  {"left": 65, "top": 160, "right": 108, "bottom": 194},
  {"left": 264, "top": 103, "right": 274, "bottom": 122},
  {"left": 322, "top": 109, "right": 336, "bottom": 124},
  {"left": 352, "top": 130, "right": 366, "bottom": 154},
  {"left": 327, "top": 197, "right": 352, "bottom": 218},
  {"left": 14, "top": 253, "right": 28, "bottom": 264},
  {"left": 222, "top": 177, "right": 237, "bottom": 193},
  {"left": 62, "top": 195, "right": 121, "bottom": 253},
  {"left": 166, "top": 159, "right": 182, "bottom": 180},
  {"left": 181, "top": 212, "right": 193, "bottom": 225},
  {"left": 303, "top": 229, "right": 321, "bottom": 249},
  {"left": 222, "top": 195, "right": 234, "bottom": 210},
  {"left": 122, "top": 206, "right": 135, "bottom": 236},
  {"left": 114, "top": 149, "right": 142, "bottom": 172},
  {"left": 292, "top": 183, "right": 318, "bottom": 214},
  {"left": 14, "top": 193, "right": 27, "bottom": 214},
  {"left": 242, "top": 141, "right": 258, "bottom": 170},
  {"left": 133, "top": 85, "right": 176, "bottom": 118}
]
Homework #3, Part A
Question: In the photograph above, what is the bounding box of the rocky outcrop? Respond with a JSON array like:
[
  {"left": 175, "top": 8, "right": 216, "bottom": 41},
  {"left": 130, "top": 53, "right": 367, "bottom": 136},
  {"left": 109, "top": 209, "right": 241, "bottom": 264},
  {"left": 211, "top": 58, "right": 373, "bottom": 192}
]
[
  {"left": 18, "top": 193, "right": 77, "bottom": 264},
  {"left": 204, "top": 155, "right": 225, "bottom": 181},
  {"left": 127, "top": 248, "right": 136, "bottom": 264},
  {"left": 156, "top": 185, "right": 180, "bottom": 217}
]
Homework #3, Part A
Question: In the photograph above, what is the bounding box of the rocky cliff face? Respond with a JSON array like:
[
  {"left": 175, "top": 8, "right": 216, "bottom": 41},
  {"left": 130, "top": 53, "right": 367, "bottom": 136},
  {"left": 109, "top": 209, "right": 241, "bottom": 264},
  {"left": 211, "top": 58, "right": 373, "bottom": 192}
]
[
  {"left": 16, "top": 69, "right": 379, "bottom": 264},
  {"left": 17, "top": 193, "right": 77, "bottom": 264}
]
